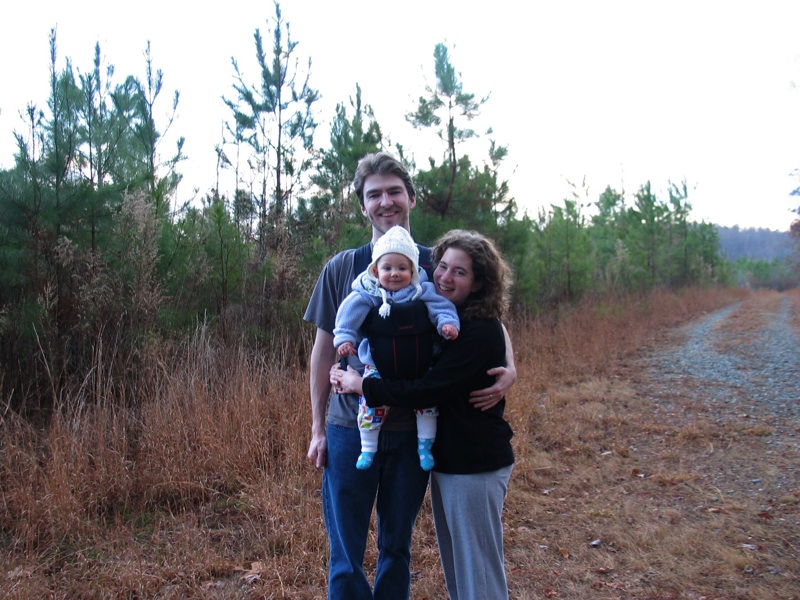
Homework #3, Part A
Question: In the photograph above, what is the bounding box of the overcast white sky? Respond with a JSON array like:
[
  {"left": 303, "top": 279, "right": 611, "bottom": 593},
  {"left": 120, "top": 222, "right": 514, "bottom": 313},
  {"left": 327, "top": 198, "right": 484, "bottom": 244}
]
[{"left": 2, "top": 0, "right": 799, "bottom": 231}]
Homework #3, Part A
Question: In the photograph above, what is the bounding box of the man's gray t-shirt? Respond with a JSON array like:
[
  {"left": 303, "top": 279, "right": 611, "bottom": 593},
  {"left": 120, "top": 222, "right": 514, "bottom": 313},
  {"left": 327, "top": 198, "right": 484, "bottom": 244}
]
[{"left": 304, "top": 246, "right": 417, "bottom": 431}]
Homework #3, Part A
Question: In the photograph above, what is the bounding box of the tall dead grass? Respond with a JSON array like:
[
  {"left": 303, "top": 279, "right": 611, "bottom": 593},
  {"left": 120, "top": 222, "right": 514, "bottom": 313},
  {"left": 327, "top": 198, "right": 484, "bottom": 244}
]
[
  {"left": 512, "top": 286, "right": 747, "bottom": 389},
  {"left": 3, "top": 285, "right": 796, "bottom": 599},
  {"left": 1, "top": 322, "right": 327, "bottom": 597}
]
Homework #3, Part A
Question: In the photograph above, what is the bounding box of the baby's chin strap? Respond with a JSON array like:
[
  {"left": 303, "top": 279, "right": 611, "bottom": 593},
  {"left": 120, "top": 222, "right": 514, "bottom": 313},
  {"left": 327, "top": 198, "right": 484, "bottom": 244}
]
[
  {"left": 378, "top": 287, "right": 391, "bottom": 318},
  {"left": 378, "top": 281, "right": 422, "bottom": 318},
  {"left": 412, "top": 281, "right": 423, "bottom": 301}
]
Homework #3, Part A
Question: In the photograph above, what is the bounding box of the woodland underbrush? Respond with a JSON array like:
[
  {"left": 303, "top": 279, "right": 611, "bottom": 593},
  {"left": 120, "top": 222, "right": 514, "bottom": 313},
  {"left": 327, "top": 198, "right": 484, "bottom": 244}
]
[{"left": 5, "top": 285, "right": 796, "bottom": 599}]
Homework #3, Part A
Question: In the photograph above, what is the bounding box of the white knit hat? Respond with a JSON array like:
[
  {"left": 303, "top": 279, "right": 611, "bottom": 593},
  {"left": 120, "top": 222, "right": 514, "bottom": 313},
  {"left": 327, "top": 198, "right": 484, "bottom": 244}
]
[{"left": 368, "top": 226, "right": 422, "bottom": 317}]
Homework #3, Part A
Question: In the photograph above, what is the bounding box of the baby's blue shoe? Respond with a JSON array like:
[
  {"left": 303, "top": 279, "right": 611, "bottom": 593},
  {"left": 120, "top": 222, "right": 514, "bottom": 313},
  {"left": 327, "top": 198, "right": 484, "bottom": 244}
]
[
  {"left": 418, "top": 438, "right": 435, "bottom": 471},
  {"left": 356, "top": 451, "right": 375, "bottom": 470}
]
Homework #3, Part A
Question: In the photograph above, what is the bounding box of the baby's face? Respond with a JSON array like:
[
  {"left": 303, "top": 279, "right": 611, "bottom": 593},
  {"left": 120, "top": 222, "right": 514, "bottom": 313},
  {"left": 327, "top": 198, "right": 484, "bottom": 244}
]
[{"left": 374, "top": 253, "right": 414, "bottom": 291}]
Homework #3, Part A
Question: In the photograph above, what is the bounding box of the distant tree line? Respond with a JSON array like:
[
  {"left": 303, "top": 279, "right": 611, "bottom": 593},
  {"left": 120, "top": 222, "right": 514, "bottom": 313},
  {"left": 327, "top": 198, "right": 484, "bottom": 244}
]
[
  {"left": 717, "top": 226, "right": 794, "bottom": 261},
  {"left": 0, "top": 3, "right": 790, "bottom": 415}
]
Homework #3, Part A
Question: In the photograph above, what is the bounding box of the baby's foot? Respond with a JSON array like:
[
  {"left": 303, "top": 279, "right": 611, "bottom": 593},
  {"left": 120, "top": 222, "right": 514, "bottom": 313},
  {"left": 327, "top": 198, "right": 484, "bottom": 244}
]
[
  {"left": 356, "top": 451, "right": 375, "bottom": 470},
  {"left": 418, "top": 438, "right": 435, "bottom": 471}
]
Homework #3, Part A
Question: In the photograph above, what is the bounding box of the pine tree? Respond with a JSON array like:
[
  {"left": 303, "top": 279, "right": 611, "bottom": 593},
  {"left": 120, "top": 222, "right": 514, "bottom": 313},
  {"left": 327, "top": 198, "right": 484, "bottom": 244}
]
[
  {"left": 407, "top": 43, "right": 488, "bottom": 217},
  {"left": 308, "top": 84, "right": 382, "bottom": 238},
  {"left": 224, "top": 1, "right": 319, "bottom": 257},
  {"left": 131, "top": 41, "right": 185, "bottom": 217}
]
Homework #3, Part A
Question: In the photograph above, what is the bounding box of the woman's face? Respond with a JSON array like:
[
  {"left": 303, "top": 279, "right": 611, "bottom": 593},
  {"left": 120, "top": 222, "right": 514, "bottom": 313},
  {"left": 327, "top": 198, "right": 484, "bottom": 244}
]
[{"left": 433, "top": 247, "right": 483, "bottom": 307}]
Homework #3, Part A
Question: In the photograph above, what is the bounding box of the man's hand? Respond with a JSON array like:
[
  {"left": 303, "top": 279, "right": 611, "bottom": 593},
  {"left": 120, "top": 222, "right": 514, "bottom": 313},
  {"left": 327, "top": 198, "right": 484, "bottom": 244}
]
[
  {"left": 469, "top": 365, "right": 517, "bottom": 410},
  {"left": 470, "top": 324, "right": 517, "bottom": 411},
  {"left": 307, "top": 431, "right": 327, "bottom": 470},
  {"left": 308, "top": 328, "right": 335, "bottom": 470}
]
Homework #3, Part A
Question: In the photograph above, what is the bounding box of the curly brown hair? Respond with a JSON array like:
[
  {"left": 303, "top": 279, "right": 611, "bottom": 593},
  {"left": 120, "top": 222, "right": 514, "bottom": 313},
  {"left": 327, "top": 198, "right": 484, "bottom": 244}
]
[{"left": 432, "top": 230, "right": 512, "bottom": 322}]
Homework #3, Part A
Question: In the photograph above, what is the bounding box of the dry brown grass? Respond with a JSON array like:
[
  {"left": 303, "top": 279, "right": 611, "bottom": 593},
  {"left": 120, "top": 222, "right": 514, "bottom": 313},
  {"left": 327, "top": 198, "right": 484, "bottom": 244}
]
[
  {"left": 710, "top": 289, "right": 785, "bottom": 354},
  {"left": 2, "top": 286, "right": 799, "bottom": 599}
]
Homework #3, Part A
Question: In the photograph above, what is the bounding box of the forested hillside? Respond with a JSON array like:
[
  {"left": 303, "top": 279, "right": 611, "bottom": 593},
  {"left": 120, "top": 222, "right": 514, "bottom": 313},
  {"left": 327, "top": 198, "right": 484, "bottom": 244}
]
[{"left": 717, "top": 225, "right": 795, "bottom": 261}]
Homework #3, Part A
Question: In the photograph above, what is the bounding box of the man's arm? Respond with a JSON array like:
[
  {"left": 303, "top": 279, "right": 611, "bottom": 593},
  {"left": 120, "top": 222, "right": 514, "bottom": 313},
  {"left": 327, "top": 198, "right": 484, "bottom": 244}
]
[
  {"left": 308, "top": 328, "right": 337, "bottom": 469},
  {"left": 469, "top": 323, "right": 517, "bottom": 410}
]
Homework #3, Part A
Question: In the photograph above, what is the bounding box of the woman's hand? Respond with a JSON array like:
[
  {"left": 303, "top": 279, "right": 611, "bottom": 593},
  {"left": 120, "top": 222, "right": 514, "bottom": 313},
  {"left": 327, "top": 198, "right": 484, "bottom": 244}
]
[{"left": 330, "top": 363, "right": 364, "bottom": 396}]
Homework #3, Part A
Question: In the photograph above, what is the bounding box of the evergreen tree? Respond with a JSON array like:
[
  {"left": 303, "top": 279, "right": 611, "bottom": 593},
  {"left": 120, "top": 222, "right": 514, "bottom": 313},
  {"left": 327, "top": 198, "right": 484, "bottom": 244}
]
[
  {"left": 0, "top": 30, "right": 183, "bottom": 411},
  {"left": 665, "top": 181, "right": 692, "bottom": 286},
  {"left": 224, "top": 1, "right": 319, "bottom": 257},
  {"left": 305, "top": 84, "right": 382, "bottom": 246},
  {"left": 532, "top": 196, "right": 591, "bottom": 304},
  {"left": 131, "top": 41, "right": 185, "bottom": 217},
  {"left": 589, "top": 185, "right": 626, "bottom": 289},
  {"left": 626, "top": 182, "right": 669, "bottom": 289},
  {"left": 200, "top": 195, "right": 249, "bottom": 337},
  {"left": 407, "top": 43, "right": 488, "bottom": 218}
]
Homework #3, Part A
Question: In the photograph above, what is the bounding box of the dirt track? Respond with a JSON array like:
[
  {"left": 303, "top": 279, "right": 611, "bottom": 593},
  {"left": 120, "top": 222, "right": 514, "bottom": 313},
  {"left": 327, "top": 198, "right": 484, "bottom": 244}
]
[
  {"left": 633, "top": 294, "right": 800, "bottom": 502},
  {"left": 643, "top": 296, "right": 800, "bottom": 431}
]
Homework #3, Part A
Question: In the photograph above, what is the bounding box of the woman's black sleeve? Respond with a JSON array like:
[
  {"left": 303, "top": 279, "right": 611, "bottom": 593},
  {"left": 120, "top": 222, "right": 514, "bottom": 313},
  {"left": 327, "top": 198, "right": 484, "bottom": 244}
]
[{"left": 362, "top": 320, "right": 503, "bottom": 410}]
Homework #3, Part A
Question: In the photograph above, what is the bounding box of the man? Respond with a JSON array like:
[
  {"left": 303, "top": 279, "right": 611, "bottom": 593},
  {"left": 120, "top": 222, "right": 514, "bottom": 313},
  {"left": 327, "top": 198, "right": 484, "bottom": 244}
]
[{"left": 304, "top": 152, "right": 515, "bottom": 599}]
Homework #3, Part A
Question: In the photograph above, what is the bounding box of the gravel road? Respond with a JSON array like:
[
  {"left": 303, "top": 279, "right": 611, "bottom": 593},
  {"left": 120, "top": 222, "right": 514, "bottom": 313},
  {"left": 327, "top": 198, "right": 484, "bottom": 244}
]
[
  {"left": 653, "top": 298, "right": 799, "bottom": 434},
  {"left": 636, "top": 295, "right": 800, "bottom": 498}
]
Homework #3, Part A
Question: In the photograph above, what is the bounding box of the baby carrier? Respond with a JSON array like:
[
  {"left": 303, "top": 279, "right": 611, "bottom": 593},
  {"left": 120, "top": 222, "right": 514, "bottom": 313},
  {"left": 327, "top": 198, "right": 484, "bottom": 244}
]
[{"left": 352, "top": 241, "right": 436, "bottom": 379}]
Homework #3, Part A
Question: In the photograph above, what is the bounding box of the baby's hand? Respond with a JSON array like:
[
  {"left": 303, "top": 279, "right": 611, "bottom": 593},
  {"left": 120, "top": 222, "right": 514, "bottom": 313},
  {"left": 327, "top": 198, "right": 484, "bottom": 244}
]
[
  {"left": 441, "top": 324, "right": 459, "bottom": 340},
  {"left": 337, "top": 342, "right": 355, "bottom": 358}
]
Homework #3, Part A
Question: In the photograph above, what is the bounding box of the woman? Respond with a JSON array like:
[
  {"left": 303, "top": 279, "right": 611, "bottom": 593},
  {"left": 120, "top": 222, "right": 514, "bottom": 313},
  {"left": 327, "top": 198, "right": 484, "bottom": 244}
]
[{"left": 332, "top": 229, "right": 515, "bottom": 600}]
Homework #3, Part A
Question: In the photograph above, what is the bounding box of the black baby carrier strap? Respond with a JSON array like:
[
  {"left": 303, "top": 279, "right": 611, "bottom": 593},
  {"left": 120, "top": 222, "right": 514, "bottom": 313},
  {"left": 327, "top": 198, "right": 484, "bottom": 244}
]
[{"left": 352, "top": 242, "right": 373, "bottom": 275}]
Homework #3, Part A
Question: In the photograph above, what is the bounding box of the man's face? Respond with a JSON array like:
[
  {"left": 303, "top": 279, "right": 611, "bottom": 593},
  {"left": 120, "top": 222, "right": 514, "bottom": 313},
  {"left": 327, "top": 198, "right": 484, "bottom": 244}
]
[{"left": 361, "top": 174, "right": 416, "bottom": 239}]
